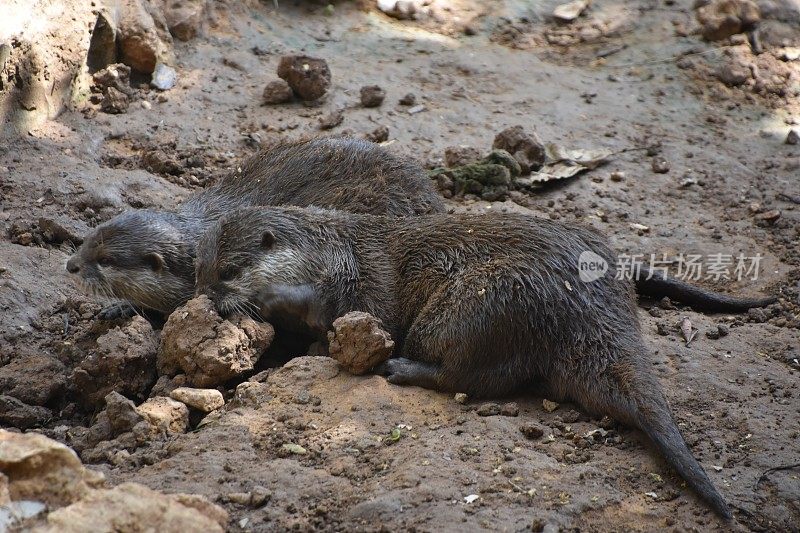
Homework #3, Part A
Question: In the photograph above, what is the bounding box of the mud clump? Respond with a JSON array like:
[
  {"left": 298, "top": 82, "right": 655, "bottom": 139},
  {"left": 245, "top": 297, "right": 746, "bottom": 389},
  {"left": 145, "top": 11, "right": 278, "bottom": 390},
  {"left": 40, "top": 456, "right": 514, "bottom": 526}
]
[
  {"left": 277, "top": 55, "right": 331, "bottom": 101},
  {"left": 327, "top": 312, "right": 394, "bottom": 375},
  {"left": 70, "top": 316, "right": 159, "bottom": 408},
  {"left": 262, "top": 79, "right": 294, "bottom": 105},
  {"left": 360, "top": 85, "right": 386, "bottom": 107},
  {"left": 431, "top": 149, "right": 521, "bottom": 201},
  {"left": 492, "top": 125, "right": 546, "bottom": 174},
  {"left": 696, "top": 0, "right": 760, "bottom": 41},
  {"left": 158, "top": 296, "right": 275, "bottom": 387}
]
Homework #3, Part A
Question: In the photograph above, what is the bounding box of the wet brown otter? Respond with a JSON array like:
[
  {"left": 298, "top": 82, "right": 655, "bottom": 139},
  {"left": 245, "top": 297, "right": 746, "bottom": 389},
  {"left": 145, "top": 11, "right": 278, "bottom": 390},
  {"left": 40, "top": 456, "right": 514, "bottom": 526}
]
[
  {"left": 195, "top": 206, "right": 745, "bottom": 519},
  {"left": 65, "top": 137, "right": 445, "bottom": 318}
]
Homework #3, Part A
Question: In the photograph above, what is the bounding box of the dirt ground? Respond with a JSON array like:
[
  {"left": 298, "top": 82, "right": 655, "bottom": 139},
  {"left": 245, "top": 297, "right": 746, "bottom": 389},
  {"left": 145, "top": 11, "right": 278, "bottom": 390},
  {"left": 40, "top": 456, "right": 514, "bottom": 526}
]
[{"left": 1, "top": 0, "right": 799, "bottom": 531}]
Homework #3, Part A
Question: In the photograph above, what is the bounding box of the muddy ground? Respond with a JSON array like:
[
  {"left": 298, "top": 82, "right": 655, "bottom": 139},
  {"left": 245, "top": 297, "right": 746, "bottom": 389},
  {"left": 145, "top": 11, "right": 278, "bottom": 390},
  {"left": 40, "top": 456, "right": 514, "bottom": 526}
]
[{"left": 1, "top": 0, "right": 799, "bottom": 531}]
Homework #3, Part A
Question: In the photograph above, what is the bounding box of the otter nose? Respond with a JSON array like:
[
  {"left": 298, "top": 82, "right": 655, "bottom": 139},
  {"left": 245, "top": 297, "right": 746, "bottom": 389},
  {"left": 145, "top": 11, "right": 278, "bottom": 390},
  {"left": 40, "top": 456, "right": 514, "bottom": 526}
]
[{"left": 66, "top": 257, "right": 80, "bottom": 274}]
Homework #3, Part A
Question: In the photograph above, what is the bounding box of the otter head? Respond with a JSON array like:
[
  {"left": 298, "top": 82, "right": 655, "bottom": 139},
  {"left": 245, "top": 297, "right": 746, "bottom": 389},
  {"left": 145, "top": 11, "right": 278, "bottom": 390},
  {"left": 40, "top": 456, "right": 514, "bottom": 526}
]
[
  {"left": 66, "top": 210, "right": 196, "bottom": 313},
  {"left": 195, "top": 207, "right": 323, "bottom": 320}
]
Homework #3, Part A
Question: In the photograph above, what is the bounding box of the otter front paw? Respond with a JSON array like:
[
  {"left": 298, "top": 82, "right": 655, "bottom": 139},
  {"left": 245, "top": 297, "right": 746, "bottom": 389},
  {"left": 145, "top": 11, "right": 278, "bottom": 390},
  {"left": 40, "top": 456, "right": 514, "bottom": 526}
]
[
  {"left": 97, "top": 302, "right": 137, "bottom": 320},
  {"left": 378, "top": 358, "right": 441, "bottom": 390}
]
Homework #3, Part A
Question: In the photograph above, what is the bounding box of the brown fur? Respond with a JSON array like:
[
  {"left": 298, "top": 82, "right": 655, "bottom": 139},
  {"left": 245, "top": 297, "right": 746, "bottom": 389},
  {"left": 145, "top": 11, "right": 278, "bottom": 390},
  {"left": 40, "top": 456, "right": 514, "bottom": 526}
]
[{"left": 195, "top": 206, "right": 733, "bottom": 519}]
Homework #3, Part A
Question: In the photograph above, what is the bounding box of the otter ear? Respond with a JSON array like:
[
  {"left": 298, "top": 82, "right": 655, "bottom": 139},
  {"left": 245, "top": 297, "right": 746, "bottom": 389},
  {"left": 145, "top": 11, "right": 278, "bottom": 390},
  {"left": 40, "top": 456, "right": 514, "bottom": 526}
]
[
  {"left": 261, "top": 230, "right": 275, "bottom": 250},
  {"left": 143, "top": 252, "right": 165, "bottom": 272}
]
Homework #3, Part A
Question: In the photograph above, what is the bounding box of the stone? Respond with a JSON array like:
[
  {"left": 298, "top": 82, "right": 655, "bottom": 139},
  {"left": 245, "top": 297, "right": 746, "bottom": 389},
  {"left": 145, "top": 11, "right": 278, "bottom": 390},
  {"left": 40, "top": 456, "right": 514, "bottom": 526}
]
[
  {"left": 377, "top": 0, "right": 417, "bottom": 19},
  {"left": 786, "top": 129, "right": 799, "bottom": 145},
  {"left": 277, "top": 55, "right": 331, "bottom": 101},
  {"left": 542, "top": 399, "right": 560, "bottom": 412},
  {"left": 87, "top": 11, "right": 118, "bottom": 72},
  {"left": 319, "top": 109, "right": 344, "bottom": 130},
  {"left": 159, "top": 296, "right": 275, "bottom": 388},
  {"left": 150, "top": 62, "right": 177, "bottom": 90},
  {"left": 399, "top": 93, "right": 416, "bottom": 106},
  {"left": 104, "top": 392, "right": 144, "bottom": 435},
  {"left": 135, "top": 397, "right": 189, "bottom": 434},
  {"left": 160, "top": 0, "right": 207, "bottom": 41},
  {"left": 0, "top": 396, "right": 52, "bottom": 429},
  {"left": 519, "top": 424, "right": 545, "bottom": 439},
  {"left": 365, "top": 125, "right": 389, "bottom": 143},
  {"left": 651, "top": 156, "right": 671, "bottom": 173},
  {"left": 169, "top": 387, "right": 224, "bottom": 412},
  {"left": 476, "top": 403, "right": 501, "bottom": 416},
  {"left": 101, "top": 86, "right": 130, "bottom": 114},
  {"left": 0, "top": 354, "right": 65, "bottom": 406},
  {"left": 262, "top": 79, "right": 293, "bottom": 104},
  {"left": 444, "top": 145, "right": 483, "bottom": 168},
  {"left": 0, "top": 430, "right": 104, "bottom": 507},
  {"left": 696, "top": 0, "right": 760, "bottom": 41},
  {"left": 454, "top": 392, "right": 468, "bottom": 404},
  {"left": 500, "top": 402, "right": 520, "bottom": 417},
  {"left": 327, "top": 311, "right": 394, "bottom": 375},
  {"left": 493, "top": 126, "right": 546, "bottom": 173},
  {"left": 360, "top": 85, "right": 386, "bottom": 107},
  {"left": 117, "top": 0, "right": 174, "bottom": 74}
]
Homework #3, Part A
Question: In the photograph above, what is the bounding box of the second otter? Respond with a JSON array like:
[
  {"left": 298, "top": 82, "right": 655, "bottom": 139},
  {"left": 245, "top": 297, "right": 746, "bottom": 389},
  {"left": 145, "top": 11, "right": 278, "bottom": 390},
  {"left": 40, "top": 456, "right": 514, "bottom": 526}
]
[{"left": 195, "top": 206, "right": 743, "bottom": 519}]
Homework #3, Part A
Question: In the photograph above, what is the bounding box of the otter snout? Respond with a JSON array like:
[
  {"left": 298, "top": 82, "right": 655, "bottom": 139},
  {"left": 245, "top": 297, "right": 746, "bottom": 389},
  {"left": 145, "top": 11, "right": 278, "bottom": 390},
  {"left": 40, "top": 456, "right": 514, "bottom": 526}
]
[{"left": 66, "top": 255, "right": 81, "bottom": 274}]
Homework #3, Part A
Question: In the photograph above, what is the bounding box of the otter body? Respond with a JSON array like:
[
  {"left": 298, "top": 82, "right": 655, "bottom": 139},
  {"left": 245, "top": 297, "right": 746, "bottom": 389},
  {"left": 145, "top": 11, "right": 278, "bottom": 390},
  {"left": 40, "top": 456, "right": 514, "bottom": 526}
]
[
  {"left": 66, "top": 138, "right": 445, "bottom": 316},
  {"left": 196, "top": 206, "right": 736, "bottom": 519}
]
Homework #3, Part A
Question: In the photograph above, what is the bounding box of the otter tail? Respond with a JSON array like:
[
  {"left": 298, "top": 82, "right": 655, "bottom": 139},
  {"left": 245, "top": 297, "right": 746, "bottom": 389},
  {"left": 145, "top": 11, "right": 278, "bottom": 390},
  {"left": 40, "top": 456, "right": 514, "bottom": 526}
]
[{"left": 636, "top": 267, "right": 776, "bottom": 312}]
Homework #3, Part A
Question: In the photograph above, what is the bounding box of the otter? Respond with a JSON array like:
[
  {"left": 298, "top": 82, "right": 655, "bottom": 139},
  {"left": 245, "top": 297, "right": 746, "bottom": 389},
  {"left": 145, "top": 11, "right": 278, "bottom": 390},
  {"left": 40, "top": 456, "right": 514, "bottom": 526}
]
[
  {"left": 195, "top": 206, "right": 745, "bottom": 519},
  {"left": 65, "top": 137, "right": 445, "bottom": 318}
]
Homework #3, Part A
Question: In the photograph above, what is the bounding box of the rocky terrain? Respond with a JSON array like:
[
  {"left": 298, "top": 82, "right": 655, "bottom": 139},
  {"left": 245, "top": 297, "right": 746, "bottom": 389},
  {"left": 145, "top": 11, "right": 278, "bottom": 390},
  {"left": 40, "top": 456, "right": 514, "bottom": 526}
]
[{"left": 1, "top": 0, "right": 798, "bottom": 531}]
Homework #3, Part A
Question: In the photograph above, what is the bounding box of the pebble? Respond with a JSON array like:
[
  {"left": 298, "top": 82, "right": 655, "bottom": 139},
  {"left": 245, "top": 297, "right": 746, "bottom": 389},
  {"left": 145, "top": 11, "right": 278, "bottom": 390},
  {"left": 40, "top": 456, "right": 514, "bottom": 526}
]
[
  {"left": 262, "top": 79, "right": 293, "bottom": 105},
  {"left": 609, "top": 171, "right": 625, "bottom": 181},
  {"left": 150, "top": 63, "right": 177, "bottom": 91},
  {"left": 454, "top": 392, "right": 468, "bottom": 404},
  {"left": 519, "top": 424, "right": 545, "bottom": 440},
  {"left": 651, "top": 156, "right": 670, "bottom": 173},
  {"left": 169, "top": 387, "right": 224, "bottom": 413},
  {"left": 785, "top": 129, "right": 799, "bottom": 145},
  {"left": 500, "top": 402, "right": 519, "bottom": 417},
  {"left": 542, "top": 399, "right": 559, "bottom": 412},
  {"left": 399, "top": 93, "right": 417, "bottom": 106},
  {"left": 281, "top": 443, "right": 307, "bottom": 455},
  {"left": 407, "top": 104, "right": 426, "bottom": 115},
  {"left": 476, "top": 403, "right": 501, "bottom": 416},
  {"left": 319, "top": 110, "right": 344, "bottom": 130},
  {"left": 360, "top": 85, "right": 386, "bottom": 108}
]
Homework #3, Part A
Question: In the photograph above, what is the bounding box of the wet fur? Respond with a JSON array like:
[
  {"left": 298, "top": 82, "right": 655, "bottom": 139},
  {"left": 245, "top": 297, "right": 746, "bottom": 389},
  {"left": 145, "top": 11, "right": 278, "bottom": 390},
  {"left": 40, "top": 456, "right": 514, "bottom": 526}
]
[
  {"left": 196, "top": 206, "right": 734, "bottom": 519},
  {"left": 66, "top": 138, "right": 444, "bottom": 314}
]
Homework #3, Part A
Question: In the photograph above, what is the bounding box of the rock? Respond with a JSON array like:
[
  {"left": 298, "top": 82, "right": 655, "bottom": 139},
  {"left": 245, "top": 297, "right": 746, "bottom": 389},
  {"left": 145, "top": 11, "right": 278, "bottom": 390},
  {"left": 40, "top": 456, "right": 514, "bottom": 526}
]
[
  {"left": 0, "top": 430, "right": 104, "bottom": 507},
  {"left": 101, "top": 86, "right": 130, "bottom": 114},
  {"left": 476, "top": 403, "right": 501, "bottom": 416},
  {"left": 399, "top": 93, "right": 417, "bottom": 106},
  {"left": 42, "top": 483, "right": 227, "bottom": 532},
  {"left": 651, "top": 156, "right": 671, "bottom": 173},
  {"left": 706, "top": 327, "right": 721, "bottom": 339},
  {"left": 454, "top": 393, "right": 468, "bottom": 404},
  {"left": 786, "top": 129, "right": 799, "bottom": 145},
  {"left": 542, "top": 399, "right": 560, "bottom": 412},
  {"left": 104, "top": 392, "right": 144, "bottom": 435},
  {"left": 609, "top": 171, "right": 625, "bottom": 182},
  {"left": 92, "top": 63, "right": 133, "bottom": 95},
  {"left": 319, "top": 109, "right": 344, "bottom": 130},
  {"left": 696, "top": 0, "right": 760, "bottom": 41},
  {"left": 159, "top": 296, "right": 275, "bottom": 388},
  {"left": 150, "top": 63, "right": 177, "bottom": 90},
  {"left": 280, "top": 443, "right": 307, "bottom": 455},
  {"left": 492, "top": 126, "right": 546, "bottom": 173},
  {"left": 262, "top": 79, "right": 293, "bottom": 105},
  {"left": 519, "top": 424, "right": 545, "bottom": 440},
  {"left": 87, "top": 11, "right": 118, "bottom": 72},
  {"left": 135, "top": 397, "right": 189, "bottom": 434},
  {"left": 70, "top": 316, "right": 159, "bottom": 408},
  {"left": 0, "top": 354, "right": 65, "bottom": 406},
  {"left": 37, "top": 217, "right": 83, "bottom": 246},
  {"left": 149, "top": 375, "right": 188, "bottom": 398},
  {"left": 444, "top": 145, "right": 483, "bottom": 168},
  {"left": 0, "top": 396, "right": 52, "bottom": 429},
  {"left": 377, "top": 0, "right": 417, "bottom": 19},
  {"left": 142, "top": 149, "right": 182, "bottom": 175},
  {"left": 277, "top": 55, "right": 331, "bottom": 101},
  {"left": 365, "top": 125, "right": 389, "bottom": 143},
  {"left": 360, "top": 85, "right": 386, "bottom": 107},
  {"left": 327, "top": 311, "right": 394, "bottom": 375},
  {"left": 160, "top": 0, "right": 207, "bottom": 41},
  {"left": 501, "top": 402, "right": 520, "bottom": 417},
  {"left": 117, "top": 0, "right": 174, "bottom": 74},
  {"left": 755, "top": 209, "right": 781, "bottom": 223},
  {"left": 170, "top": 387, "right": 224, "bottom": 412}
]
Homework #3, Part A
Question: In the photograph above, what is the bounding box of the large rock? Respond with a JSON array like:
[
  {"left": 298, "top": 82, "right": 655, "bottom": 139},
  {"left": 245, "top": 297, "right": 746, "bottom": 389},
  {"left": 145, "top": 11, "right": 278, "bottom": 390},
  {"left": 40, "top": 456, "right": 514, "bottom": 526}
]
[
  {"left": 159, "top": 296, "right": 274, "bottom": 387},
  {"left": 0, "top": 430, "right": 104, "bottom": 507},
  {"left": 696, "top": 0, "right": 760, "bottom": 41},
  {"left": 116, "top": 0, "right": 174, "bottom": 74},
  {"left": 39, "top": 483, "right": 227, "bottom": 533},
  {"left": 70, "top": 316, "right": 159, "bottom": 408},
  {"left": 0, "top": 353, "right": 65, "bottom": 406},
  {"left": 327, "top": 311, "right": 394, "bottom": 375},
  {"left": 104, "top": 392, "right": 144, "bottom": 435},
  {"left": 0, "top": 396, "right": 52, "bottom": 429},
  {"left": 170, "top": 387, "right": 224, "bottom": 412},
  {"left": 159, "top": 0, "right": 208, "bottom": 41},
  {"left": 135, "top": 396, "right": 189, "bottom": 434}
]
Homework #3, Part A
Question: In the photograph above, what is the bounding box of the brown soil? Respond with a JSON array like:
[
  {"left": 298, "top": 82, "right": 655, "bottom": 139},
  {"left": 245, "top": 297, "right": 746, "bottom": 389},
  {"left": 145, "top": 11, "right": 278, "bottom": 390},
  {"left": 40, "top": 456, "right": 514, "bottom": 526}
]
[{"left": 2, "top": 0, "right": 799, "bottom": 531}]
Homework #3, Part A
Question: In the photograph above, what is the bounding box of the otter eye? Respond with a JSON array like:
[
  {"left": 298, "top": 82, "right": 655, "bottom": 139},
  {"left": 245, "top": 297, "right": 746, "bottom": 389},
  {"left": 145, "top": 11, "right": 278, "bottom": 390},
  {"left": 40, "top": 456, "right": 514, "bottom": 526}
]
[
  {"left": 98, "top": 257, "right": 112, "bottom": 267},
  {"left": 219, "top": 266, "right": 240, "bottom": 282}
]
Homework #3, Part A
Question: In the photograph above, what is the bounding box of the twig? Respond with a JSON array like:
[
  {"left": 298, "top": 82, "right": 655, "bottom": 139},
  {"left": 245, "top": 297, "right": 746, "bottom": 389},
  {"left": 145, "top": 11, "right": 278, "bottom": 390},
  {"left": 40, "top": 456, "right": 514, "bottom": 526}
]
[
  {"left": 753, "top": 462, "right": 800, "bottom": 490},
  {"left": 604, "top": 45, "right": 729, "bottom": 69}
]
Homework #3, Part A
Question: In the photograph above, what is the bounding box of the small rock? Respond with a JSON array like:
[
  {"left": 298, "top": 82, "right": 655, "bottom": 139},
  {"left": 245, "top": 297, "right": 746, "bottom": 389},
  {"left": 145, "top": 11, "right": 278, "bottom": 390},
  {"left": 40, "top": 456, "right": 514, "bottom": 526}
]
[
  {"left": 717, "top": 324, "right": 729, "bottom": 337},
  {"left": 170, "top": 387, "right": 224, "bottom": 413},
  {"left": 476, "top": 403, "right": 501, "bottom": 416},
  {"left": 319, "top": 109, "right": 344, "bottom": 130},
  {"left": 378, "top": 0, "right": 417, "bottom": 19},
  {"left": 542, "top": 399, "right": 559, "bottom": 412},
  {"left": 609, "top": 171, "right": 625, "bottom": 181},
  {"left": 150, "top": 63, "right": 177, "bottom": 91},
  {"left": 786, "top": 129, "right": 799, "bottom": 145},
  {"left": 262, "top": 79, "right": 293, "bottom": 105},
  {"left": 444, "top": 145, "right": 483, "bottom": 168},
  {"left": 755, "top": 209, "right": 781, "bottom": 223},
  {"left": 407, "top": 104, "right": 426, "bottom": 115},
  {"left": 280, "top": 443, "right": 307, "bottom": 455},
  {"left": 327, "top": 311, "right": 394, "bottom": 375},
  {"left": 104, "top": 391, "right": 144, "bottom": 435},
  {"left": 519, "top": 424, "right": 545, "bottom": 440},
  {"left": 101, "top": 87, "right": 130, "bottom": 114},
  {"left": 399, "top": 93, "right": 416, "bottom": 106},
  {"left": 162, "top": 0, "right": 206, "bottom": 41},
  {"left": 0, "top": 395, "right": 52, "bottom": 429},
  {"left": 136, "top": 396, "right": 189, "bottom": 434},
  {"left": 454, "top": 392, "right": 468, "bottom": 405},
  {"left": 365, "top": 125, "right": 389, "bottom": 143},
  {"left": 492, "top": 126, "right": 546, "bottom": 173},
  {"left": 501, "top": 402, "right": 520, "bottom": 417},
  {"left": 360, "top": 85, "right": 386, "bottom": 107},
  {"left": 277, "top": 55, "right": 331, "bottom": 101},
  {"left": 651, "top": 157, "right": 670, "bottom": 173}
]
